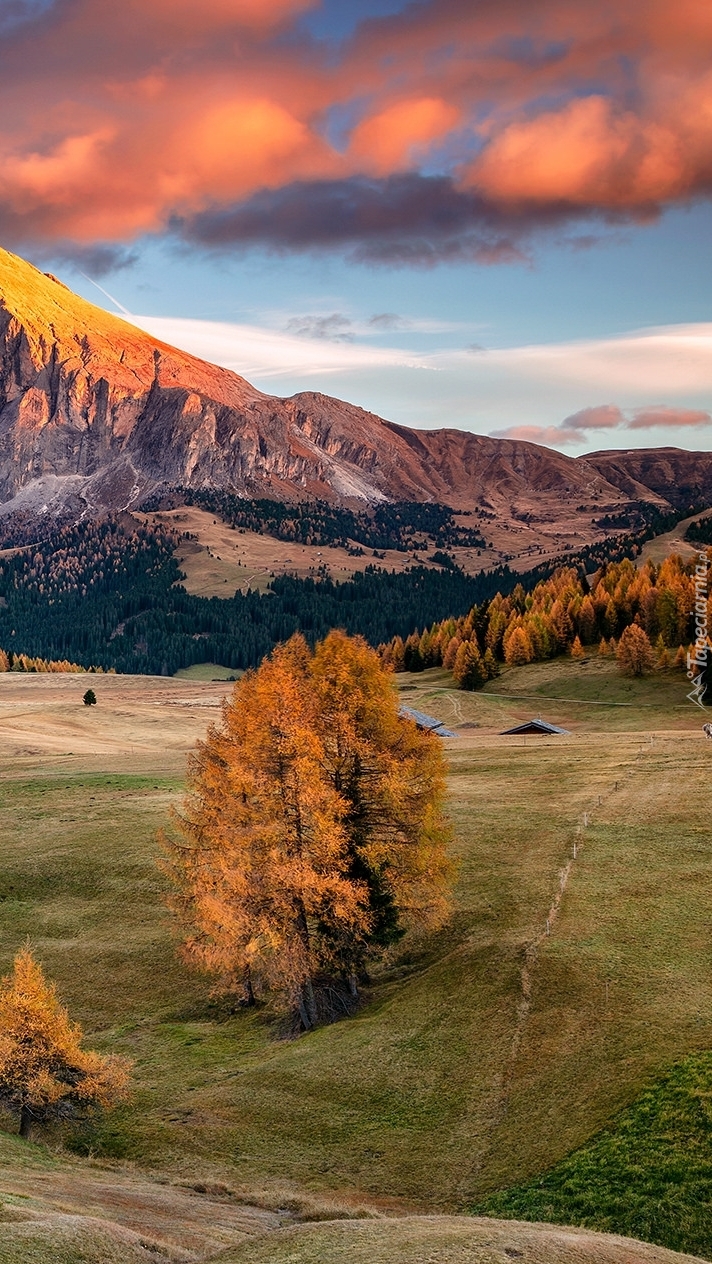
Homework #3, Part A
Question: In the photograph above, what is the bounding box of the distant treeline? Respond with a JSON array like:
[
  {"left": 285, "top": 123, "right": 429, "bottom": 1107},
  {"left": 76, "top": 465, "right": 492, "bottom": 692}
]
[
  {"left": 686, "top": 516, "right": 712, "bottom": 545},
  {"left": 2, "top": 507, "right": 709, "bottom": 679},
  {"left": 381, "top": 554, "right": 712, "bottom": 697},
  {"left": 0, "top": 651, "right": 91, "bottom": 673},
  {"left": 0, "top": 517, "right": 520, "bottom": 675},
  {"left": 145, "top": 489, "right": 488, "bottom": 553}
]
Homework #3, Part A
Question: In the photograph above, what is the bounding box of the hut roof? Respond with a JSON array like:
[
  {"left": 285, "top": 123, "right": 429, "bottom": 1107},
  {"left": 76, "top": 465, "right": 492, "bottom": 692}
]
[
  {"left": 399, "top": 705, "right": 458, "bottom": 738},
  {"left": 500, "top": 718, "right": 570, "bottom": 736}
]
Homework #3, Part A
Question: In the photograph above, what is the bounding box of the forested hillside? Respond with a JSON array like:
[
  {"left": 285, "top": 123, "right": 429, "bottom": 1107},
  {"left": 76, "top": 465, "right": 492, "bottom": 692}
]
[
  {"left": 158, "top": 491, "right": 488, "bottom": 554},
  {"left": 0, "top": 518, "right": 516, "bottom": 675},
  {"left": 381, "top": 554, "right": 712, "bottom": 699},
  {"left": 1, "top": 515, "right": 708, "bottom": 681}
]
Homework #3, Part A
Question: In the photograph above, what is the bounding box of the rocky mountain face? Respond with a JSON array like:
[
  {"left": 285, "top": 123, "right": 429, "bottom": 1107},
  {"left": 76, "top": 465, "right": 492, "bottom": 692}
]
[{"left": 1, "top": 246, "right": 710, "bottom": 544}]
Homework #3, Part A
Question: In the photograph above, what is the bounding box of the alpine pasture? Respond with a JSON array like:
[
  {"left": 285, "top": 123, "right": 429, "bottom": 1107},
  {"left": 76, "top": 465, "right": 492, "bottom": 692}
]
[{"left": 0, "top": 659, "right": 709, "bottom": 1263}]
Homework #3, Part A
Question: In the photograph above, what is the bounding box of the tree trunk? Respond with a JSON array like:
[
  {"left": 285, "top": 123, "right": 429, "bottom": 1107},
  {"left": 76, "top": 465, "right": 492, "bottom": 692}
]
[
  {"left": 243, "top": 968, "right": 256, "bottom": 1006},
  {"left": 347, "top": 972, "right": 359, "bottom": 999},
  {"left": 19, "top": 1105, "right": 32, "bottom": 1140},
  {"left": 297, "top": 992, "right": 312, "bottom": 1031},
  {"left": 295, "top": 904, "right": 318, "bottom": 1029},
  {"left": 303, "top": 976, "right": 318, "bottom": 1028}
]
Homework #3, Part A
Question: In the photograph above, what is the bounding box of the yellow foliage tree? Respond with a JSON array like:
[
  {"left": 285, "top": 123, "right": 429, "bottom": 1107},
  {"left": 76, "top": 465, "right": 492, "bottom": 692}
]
[
  {"left": 504, "top": 625, "right": 534, "bottom": 666},
  {"left": 163, "top": 633, "right": 452, "bottom": 1028},
  {"left": 0, "top": 947, "right": 131, "bottom": 1140},
  {"left": 616, "top": 624, "right": 656, "bottom": 677},
  {"left": 311, "top": 631, "right": 452, "bottom": 981}
]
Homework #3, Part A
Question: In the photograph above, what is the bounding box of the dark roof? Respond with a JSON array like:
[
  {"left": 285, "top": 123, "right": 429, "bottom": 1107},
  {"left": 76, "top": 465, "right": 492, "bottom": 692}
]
[
  {"left": 399, "top": 705, "right": 458, "bottom": 738},
  {"left": 500, "top": 718, "right": 570, "bottom": 736}
]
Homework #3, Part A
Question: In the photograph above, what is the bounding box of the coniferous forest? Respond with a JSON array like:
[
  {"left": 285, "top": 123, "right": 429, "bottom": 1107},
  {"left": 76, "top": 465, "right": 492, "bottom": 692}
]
[
  {"left": 0, "top": 509, "right": 707, "bottom": 679},
  {"left": 0, "top": 517, "right": 519, "bottom": 675}
]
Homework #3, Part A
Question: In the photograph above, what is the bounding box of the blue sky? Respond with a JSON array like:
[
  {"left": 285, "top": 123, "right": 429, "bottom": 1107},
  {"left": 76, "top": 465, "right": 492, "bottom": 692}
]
[{"left": 4, "top": 0, "right": 711, "bottom": 455}]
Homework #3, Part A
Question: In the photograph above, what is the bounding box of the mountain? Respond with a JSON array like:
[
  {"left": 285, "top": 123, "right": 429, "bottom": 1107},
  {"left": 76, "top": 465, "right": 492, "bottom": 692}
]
[{"left": 1, "top": 246, "right": 711, "bottom": 549}]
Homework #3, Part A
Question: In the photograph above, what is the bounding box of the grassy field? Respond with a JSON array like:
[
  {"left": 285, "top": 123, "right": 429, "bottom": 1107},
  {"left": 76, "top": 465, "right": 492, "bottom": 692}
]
[
  {"left": 0, "top": 660, "right": 709, "bottom": 1261},
  {"left": 173, "top": 662, "right": 240, "bottom": 680},
  {"left": 479, "top": 1051, "right": 712, "bottom": 1254}
]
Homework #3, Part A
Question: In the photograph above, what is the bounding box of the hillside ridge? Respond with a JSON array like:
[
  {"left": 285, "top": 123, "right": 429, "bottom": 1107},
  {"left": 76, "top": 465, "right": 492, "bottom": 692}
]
[{"left": 1, "top": 247, "right": 711, "bottom": 547}]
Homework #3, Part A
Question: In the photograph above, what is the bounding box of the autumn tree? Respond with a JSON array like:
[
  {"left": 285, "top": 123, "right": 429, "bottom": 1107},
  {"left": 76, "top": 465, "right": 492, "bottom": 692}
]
[
  {"left": 616, "top": 624, "right": 656, "bottom": 676},
  {"left": 453, "top": 639, "right": 486, "bottom": 690},
  {"left": 0, "top": 947, "right": 131, "bottom": 1140},
  {"left": 504, "top": 625, "right": 534, "bottom": 666},
  {"left": 310, "top": 631, "right": 452, "bottom": 988},
  {"left": 163, "top": 633, "right": 452, "bottom": 1028}
]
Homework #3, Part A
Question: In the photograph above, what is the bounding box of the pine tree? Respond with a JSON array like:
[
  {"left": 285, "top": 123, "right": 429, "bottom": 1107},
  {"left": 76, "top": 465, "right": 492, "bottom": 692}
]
[
  {"left": 453, "top": 640, "right": 486, "bottom": 690},
  {"left": 570, "top": 635, "right": 585, "bottom": 659},
  {"left": 483, "top": 647, "right": 500, "bottom": 679},
  {"left": 0, "top": 947, "right": 131, "bottom": 1140}
]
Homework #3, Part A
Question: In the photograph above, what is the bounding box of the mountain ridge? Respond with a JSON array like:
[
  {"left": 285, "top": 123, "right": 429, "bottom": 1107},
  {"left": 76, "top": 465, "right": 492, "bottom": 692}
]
[{"left": 1, "top": 246, "right": 711, "bottom": 554}]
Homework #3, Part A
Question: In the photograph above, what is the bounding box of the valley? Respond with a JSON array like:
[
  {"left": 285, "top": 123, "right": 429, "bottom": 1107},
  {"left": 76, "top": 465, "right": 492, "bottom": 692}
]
[{"left": 0, "top": 661, "right": 709, "bottom": 1261}]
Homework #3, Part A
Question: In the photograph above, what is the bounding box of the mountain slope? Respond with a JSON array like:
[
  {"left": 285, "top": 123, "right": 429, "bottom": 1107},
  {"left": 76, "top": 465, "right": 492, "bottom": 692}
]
[{"left": 1, "top": 246, "right": 711, "bottom": 541}]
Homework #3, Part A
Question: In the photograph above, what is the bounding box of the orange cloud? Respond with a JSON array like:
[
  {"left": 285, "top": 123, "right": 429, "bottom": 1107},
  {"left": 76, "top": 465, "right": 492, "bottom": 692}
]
[
  {"left": 170, "top": 99, "right": 334, "bottom": 204},
  {"left": 463, "top": 95, "right": 690, "bottom": 207},
  {"left": 142, "top": 0, "right": 316, "bottom": 31},
  {"left": 349, "top": 98, "right": 460, "bottom": 174},
  {"left": 2, "top": 0, "right": 712, "bottom": 253}
]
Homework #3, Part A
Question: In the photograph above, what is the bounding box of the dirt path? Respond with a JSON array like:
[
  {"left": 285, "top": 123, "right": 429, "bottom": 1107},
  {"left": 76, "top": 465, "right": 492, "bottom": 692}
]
[{"left": 471, "top": 735, "right": 656, "bottom": 1179}]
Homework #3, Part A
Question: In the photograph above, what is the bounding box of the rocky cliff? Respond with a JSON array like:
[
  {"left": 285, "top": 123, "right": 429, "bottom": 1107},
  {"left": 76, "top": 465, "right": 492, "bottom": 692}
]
[{"left": 1, "top": 246, "right": 710, "bottom": 537}]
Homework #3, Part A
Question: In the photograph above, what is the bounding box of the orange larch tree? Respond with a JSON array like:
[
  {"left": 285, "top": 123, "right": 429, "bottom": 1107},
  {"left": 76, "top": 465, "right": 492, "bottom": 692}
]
[
  {"left": 616, "top": 624, "right": 656, "bottom": 677},
  {"left": 310, "top": 631, "right": 452, "bottom": 988},
  {"left": 0, "top": 947, "right": 131, "bottom": 1140},
  {"left": 163, "top": 632, "right": 452, "bottom": 1027}
]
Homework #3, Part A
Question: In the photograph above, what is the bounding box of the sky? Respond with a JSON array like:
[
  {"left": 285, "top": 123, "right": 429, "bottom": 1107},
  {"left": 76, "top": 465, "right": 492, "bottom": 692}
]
[{"left": 2, "top": 0, "right": 712, "bottom": 456}]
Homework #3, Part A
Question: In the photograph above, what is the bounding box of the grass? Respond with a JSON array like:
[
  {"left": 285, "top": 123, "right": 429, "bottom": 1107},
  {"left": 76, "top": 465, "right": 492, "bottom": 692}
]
[
  {"left": 220, "top": 1216, "right": 709, "bottom": 1264},
  {"left": 0, "top": 662, "right": 709, "bottom": 1259},
  {"left": 173, "top": 662, "right": 240, "bottom": 680},
  {"left": 477, "top": 1053, "right": 712, "bottom": 1257}
]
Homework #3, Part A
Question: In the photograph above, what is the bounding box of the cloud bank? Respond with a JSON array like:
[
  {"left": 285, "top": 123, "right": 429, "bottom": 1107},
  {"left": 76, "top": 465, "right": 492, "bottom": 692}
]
[
  {"left": 2, "top": 0, "right": 712, "bottom": 260},
  {"left": 495, "top": 404, "right": 712, "bottom": 445},
  {"left": 130, "top": 312, "right": 712, "bottom": 449}
]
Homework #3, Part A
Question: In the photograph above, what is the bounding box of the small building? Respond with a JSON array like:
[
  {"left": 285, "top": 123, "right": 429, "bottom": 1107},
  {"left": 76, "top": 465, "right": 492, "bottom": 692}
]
[
  {"left": 500, "top": 718, "right": 570, "bottom": 736},
  {"left": 399, "top": 705, "right": 458, "bottom": 738}
]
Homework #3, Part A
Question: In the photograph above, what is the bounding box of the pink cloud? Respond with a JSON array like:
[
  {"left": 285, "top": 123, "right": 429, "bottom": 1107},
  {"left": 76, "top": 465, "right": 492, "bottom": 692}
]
[
  {"left": 627, "top": 405, "right": 711, "bottom": 429},
  {"left": 490, "top": 423, "right": 581, "bottom": 445},
  {"left": 2, "top": 0, "right": 712, "bottom": 252},
  {"left": 493, "top": 400, "right": 712, "bottom": 448},
  {"left": 562, "top": 404, "right": 624, "bottom": 430}
]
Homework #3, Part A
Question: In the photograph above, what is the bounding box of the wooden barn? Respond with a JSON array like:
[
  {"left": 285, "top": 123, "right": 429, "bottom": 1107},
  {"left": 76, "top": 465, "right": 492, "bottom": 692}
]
[{"left": 500, "top": 718, "right": 570, "bottom": 736}]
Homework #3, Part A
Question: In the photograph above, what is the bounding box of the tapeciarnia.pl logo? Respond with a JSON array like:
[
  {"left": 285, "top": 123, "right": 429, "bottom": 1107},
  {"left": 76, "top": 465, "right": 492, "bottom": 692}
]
[{"left": 687, "top": 550, "right": 709, "bottom": 710}]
